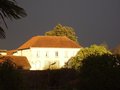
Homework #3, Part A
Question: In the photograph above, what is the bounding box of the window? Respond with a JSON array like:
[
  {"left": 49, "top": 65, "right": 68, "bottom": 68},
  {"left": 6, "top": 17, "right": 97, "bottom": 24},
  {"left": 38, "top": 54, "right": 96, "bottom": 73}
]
[
  {"left": 36, "top": 51, "right": 40, "bottom": 57},
  {"left": 55, "top": 51, "right": 58, "bottom": 57},
  {"left": 46, "top": 52, "right": 49, "bottom": 58}
]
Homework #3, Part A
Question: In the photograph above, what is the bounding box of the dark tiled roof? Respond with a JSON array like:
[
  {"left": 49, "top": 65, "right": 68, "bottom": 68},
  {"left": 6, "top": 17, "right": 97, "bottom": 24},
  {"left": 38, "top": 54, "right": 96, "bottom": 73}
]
[{"left": 0, "top": 55, "right": 31, "bottom": 70}]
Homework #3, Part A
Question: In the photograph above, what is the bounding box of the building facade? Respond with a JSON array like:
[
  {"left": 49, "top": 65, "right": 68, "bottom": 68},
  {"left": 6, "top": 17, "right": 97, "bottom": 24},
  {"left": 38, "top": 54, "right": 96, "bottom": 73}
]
[{"left": 10, "top": 36, "right": 81, "bottom": 70}]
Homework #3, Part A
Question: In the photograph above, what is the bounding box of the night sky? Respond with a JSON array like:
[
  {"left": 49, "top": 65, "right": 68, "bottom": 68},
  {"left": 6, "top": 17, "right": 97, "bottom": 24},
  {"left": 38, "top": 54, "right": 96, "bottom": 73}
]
[{"left": 0, "top": 0, "right": 120, "bottom": 50}]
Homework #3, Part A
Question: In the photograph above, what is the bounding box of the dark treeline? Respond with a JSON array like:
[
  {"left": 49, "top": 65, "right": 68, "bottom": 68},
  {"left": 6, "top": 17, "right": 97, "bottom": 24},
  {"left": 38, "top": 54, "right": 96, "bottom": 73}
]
[
  {"left": 0, "top": 69, "right": 79, "bottom": 90},
  {"left": 0, "top": 46, "right": 120, "bottom": 90}
]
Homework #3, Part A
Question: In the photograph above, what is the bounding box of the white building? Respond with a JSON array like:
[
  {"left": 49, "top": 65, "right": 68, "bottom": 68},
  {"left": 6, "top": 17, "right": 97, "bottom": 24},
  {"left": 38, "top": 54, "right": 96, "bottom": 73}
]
[
  {"left": 10, "top": 36, "right": 81, "bottom": 70},
  {"left": 0, "top": 50, "right": 7, "bottom": 55}
]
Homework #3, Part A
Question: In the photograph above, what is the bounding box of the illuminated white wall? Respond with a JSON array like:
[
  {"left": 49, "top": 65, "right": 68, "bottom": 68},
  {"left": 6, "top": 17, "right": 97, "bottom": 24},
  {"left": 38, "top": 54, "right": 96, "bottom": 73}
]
[
  {"left": 14, "top": 47, "right": 80, "bottom": 70},
  {"left": 0, "top": 52, "right": 7, "bottom": 55}
]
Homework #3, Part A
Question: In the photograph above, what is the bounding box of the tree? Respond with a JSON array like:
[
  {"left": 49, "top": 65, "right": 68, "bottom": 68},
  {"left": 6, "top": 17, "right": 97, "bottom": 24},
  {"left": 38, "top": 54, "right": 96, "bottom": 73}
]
[
  {"left": 0, "top": 0, "right": 27, "bottom": 38},
  {"left": 0, "top": 56, "right": 22, "bottom": 89},
  {"left": 0, "top": 56, "right": 17, "bottom": 70},
  {"left": 65, "top": 44, "right": 112, "bottom": 69},
  {"left": 45, "top": 24, "right": 79, "bottom": 43},
  {"left": 78, "top": 54, "right": 120, "bottom": 90},
  {"left": 112, "top": 44, "right": 120, "bottom": 55}
]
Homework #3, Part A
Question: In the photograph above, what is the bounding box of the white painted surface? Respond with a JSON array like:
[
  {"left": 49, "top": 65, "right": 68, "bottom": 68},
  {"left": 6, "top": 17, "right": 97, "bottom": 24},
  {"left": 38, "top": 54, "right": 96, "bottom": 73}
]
[
  {"left": 14, "top": 47, "right": 80, "bottom": 70},
  {"left": 0, "top": 52, "right": 7, "bottom": 55}
]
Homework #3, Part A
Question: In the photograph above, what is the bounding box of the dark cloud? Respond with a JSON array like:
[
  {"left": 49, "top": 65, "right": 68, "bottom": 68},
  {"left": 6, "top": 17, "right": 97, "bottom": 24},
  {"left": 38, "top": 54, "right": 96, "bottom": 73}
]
[{"left": 0, "top": 0, "right": 120, "bottom": 50}]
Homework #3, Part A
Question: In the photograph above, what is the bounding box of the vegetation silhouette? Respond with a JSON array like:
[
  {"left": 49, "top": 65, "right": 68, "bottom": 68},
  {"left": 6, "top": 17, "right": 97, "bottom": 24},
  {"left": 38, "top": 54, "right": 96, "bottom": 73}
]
[
  {"left": 0, "top": 0, "right": 27, "bottom": 38},
  {"left": 45, "top": 24, "right": 79, "bottom": 43},
  {"left": 0, "top": 56, "right": 22, "bottom": 90},
  {"left": 112, "top": 44, "right": 120, "bottom": 55},
  {"left": 65, "top": 44, "right": 111, "bottom": 69},
  {"left": 77, "top": 54, "right": 120, "bottom": 90}
]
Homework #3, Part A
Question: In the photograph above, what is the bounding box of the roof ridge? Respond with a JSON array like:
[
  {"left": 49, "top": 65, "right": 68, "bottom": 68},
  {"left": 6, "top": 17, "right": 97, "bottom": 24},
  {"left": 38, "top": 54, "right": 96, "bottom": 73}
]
[{"left": 18, "top": 36, "right": 81, "bottom": 49}]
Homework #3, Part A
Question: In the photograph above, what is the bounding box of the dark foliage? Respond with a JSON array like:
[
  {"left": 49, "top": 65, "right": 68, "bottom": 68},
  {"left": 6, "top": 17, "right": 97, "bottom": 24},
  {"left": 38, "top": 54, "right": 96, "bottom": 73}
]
[
  {"left": 112, "top": 44, "right": 120, "bottom": 55},
  {"left": 0, "top": 57, "right": 22, "bottom": 90},
  {"left": 20, "top": 69, "right": 79, "bottom": 90},
  {"left": 78, "top": 54, "right": 120, "bottom": 90},
  {"left": 0, "top": 0, "right": 27, "bottom": 38}
]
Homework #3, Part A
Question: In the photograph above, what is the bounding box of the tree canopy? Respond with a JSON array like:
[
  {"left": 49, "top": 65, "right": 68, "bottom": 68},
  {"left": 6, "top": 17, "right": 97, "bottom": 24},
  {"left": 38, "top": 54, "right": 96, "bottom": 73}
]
[
  {"left": 112, "top": 44, "right": 120, "bottom": 55},
  {"left": 0, "top": 0, "right": 27, "bottom": 38},
  {"left": 65, "top": 44, "right": 112, "bottom": 69},
  {"left": 65, "top": 44, "right": 120, "bottom": 89},
  {"left": 78, "top": 54, "right": 120, "bottom": 90},
  {"left": 0, "top": 56, "right": 22, "bottom": 89},
  {"left": 0, "top": 56, "right": 17, "bottom": 70},
  {"left": 45, "top": 24, "right": 79, "bottom": 43}
]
